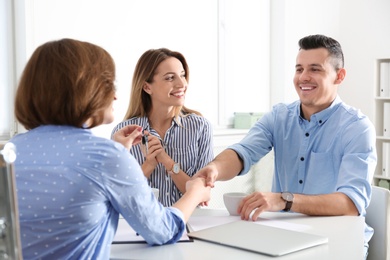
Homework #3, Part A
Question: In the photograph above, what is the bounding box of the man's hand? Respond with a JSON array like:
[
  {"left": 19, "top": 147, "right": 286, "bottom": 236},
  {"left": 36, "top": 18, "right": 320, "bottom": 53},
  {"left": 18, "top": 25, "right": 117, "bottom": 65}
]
[
  {"left": 238, "top": 192, "right": 286, "bottom": 221},
  {"left": 192, "top": 163, "right": 219, "bottom": 188}
]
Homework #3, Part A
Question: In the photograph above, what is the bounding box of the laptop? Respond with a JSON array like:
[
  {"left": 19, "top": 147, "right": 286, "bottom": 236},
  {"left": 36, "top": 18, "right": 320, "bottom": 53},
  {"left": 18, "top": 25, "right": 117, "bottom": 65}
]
[{"left": 187, "top": 220, "right": 328, "bottom": 257}]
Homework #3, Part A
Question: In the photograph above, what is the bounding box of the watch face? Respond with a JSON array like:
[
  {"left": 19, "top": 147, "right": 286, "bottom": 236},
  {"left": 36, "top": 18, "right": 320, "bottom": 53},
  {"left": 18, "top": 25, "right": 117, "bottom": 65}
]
[
  {"left": 173, "top": 163, "right": 180, "bottom": 174},
  {"left": 282, "top": 192, "right": 294, "bottom": 202}
]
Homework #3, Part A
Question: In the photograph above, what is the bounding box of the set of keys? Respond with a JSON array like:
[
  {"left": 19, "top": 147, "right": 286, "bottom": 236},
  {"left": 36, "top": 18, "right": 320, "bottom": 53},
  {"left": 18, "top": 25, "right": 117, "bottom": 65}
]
[{"left": 141, "top": 129, "right": 148, "bottom": 157}]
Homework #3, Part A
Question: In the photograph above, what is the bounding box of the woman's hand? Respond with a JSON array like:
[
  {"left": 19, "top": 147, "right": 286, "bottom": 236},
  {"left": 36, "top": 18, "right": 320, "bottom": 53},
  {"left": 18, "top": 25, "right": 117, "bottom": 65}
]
[
  {"left": 141, "top": 132, "right": 165, "bottom": 176},
  {"left": 185, "top": 177, "right": 211, "bottom": 206},
  {"left": 112, "top": 125, "right": 143, "bottom": 150}
]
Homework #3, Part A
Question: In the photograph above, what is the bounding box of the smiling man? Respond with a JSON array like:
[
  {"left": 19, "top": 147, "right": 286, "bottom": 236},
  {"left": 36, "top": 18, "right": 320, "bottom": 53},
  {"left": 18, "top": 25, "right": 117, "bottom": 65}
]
[{"left": 193, "top": 34, "right": 377, "bottom": 259}]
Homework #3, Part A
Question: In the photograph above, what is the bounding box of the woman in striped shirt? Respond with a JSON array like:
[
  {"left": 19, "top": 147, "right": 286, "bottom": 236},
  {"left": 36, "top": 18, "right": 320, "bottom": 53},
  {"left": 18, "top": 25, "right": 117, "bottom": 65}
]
[{"left": 112, "top": 48, "right": 214, "bottom": 207}]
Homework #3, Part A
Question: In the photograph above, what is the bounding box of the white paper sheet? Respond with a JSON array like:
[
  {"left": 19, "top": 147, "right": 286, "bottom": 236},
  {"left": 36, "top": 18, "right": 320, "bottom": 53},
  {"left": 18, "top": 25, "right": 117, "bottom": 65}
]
[{"left": 113, "top": 218, "right": 192, "bottom": 244}]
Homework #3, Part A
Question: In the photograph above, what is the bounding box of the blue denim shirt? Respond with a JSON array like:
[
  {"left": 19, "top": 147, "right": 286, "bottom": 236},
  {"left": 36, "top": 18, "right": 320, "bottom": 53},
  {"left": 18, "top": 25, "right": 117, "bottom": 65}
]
[
  {"left": 10, "top": 125, "right": 185, "bottom": 260},
  {"left": 229, "top": 96, "right": 377, "bottom": 247}
]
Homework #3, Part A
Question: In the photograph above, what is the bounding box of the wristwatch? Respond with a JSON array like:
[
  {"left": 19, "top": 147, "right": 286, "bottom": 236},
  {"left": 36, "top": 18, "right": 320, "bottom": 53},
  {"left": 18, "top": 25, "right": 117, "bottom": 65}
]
[
  {"left": 168, "top": 162, "right": 180, "bottom": 175},
  {"left": 281, "top": 192, "right": 294, "bottom": 212}
]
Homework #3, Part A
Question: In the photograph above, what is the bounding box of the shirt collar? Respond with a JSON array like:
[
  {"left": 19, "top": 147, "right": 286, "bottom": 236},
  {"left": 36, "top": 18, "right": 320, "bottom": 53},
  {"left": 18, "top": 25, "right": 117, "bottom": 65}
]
[
  {"left": 141, "top": 115, "right": 181, "bottom": 131},
  {"left": 298, "top": 96, "right": 342, "bottom": 126},
  {"left": 173, "top": 116, "right": 181, "bottom": 126}
]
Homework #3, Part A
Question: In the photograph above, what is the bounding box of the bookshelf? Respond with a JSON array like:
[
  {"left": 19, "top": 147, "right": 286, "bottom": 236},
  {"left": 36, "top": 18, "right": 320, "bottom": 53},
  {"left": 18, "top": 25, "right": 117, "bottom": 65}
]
[{"left": 373, "top": 58, "right": 390, "bottom": 186}]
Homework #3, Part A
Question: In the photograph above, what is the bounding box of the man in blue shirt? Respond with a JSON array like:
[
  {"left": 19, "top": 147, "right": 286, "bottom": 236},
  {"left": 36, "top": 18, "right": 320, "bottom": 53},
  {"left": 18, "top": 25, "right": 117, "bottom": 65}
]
[{"left": 194, "top": 34, "right": 377, "bottom": 258}]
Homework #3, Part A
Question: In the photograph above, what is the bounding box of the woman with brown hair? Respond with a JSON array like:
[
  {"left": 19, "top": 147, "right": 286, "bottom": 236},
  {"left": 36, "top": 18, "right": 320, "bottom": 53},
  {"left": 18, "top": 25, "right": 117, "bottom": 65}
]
[
  {"left": 10, "top": 39, "right": 210, "bottom": 259},
  {"left": 112, "top": 48, "right": 214, "bottom": 207}
]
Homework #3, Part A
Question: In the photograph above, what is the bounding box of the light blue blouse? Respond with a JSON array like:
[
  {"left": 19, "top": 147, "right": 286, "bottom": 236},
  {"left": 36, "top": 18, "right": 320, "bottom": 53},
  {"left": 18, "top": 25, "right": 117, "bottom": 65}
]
[
  {"left": 229, "top": 96, "right": 377, "bottom": 246},
  {"left": 112, "top": 114, "right": 214, "bottom": 207},
  {"left": 10, "top": 125, "right": 185, "bottom": 260}
]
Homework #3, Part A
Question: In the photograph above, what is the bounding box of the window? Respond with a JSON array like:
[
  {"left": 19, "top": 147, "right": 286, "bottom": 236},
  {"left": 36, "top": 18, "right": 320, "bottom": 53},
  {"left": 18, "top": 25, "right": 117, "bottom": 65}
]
[
  {"left": 0, "top": 0, "right": 15, "bottom": 141},
  {"left": 6, "top": 0, "right": 270, "bottom": 139}
]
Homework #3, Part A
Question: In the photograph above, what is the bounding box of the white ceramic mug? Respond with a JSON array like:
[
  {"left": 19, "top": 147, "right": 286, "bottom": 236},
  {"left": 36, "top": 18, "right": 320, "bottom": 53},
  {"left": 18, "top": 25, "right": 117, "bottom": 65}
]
[{"left": 223, "top": 192, "right": 247, "bottom": 216}]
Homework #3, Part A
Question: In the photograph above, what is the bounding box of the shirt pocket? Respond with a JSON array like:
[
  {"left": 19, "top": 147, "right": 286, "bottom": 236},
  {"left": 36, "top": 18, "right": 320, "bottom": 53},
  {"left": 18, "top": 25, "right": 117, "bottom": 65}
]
[{"left": 305, "top": 151, "right": 336, "bottom": 194}]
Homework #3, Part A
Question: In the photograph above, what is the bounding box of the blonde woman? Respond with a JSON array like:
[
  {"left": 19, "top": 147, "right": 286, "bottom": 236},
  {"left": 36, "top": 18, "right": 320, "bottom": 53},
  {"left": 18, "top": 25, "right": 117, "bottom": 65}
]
[{"left": 112, "top": 48, "right": 213, "bottom": 207}]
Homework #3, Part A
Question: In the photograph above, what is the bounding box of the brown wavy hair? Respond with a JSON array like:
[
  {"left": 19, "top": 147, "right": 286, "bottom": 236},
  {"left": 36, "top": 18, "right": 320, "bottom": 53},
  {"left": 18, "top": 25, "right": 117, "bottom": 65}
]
[
  {"left": 124, "top": 48, "right": 201, "bottom": 120},
  {"left": 15, "top": 38, "right": 116, "bottom": 130}
]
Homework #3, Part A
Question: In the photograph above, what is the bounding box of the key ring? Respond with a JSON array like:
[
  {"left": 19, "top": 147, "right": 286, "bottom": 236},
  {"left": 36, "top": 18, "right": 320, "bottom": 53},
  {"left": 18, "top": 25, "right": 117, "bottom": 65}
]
[{"left": 141, "top": 129, "right": 148, "bottom": 157}]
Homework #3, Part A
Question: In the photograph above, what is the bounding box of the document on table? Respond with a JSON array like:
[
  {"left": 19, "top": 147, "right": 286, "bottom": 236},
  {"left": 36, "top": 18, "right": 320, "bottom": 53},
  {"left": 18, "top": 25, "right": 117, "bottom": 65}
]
[{"left": 112, "top": 218, "right": 192, "bottom": 244}]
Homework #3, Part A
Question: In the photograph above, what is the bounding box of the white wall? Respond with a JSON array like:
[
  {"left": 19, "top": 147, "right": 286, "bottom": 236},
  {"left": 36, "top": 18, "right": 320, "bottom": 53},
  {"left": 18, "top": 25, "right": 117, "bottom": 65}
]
[
  {"left": 338, "top": 0, "right": 390, "bottom": 124},
  {"left": 269, "top": 0, "right": 390, "bottom": 127},
  {"left": 270, "top": 0, "right": 341, "bottom": 106},
  {"left": 220, "top": 0, "right": 270, "bottom": 125}
]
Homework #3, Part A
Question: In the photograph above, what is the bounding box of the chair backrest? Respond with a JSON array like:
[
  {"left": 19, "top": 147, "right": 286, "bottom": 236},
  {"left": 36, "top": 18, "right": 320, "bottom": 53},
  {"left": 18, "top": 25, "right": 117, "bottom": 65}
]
[
  {"left": 0, "top": 143, "right": 22, "bottom": 259},
  {"left": 366, "top": 185, "right": 390, "bottom": 260}
]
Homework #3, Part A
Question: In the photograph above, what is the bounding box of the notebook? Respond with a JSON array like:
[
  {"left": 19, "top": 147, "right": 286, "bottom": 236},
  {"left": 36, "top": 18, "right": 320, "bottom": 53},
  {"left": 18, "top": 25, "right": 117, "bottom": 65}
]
[{"left": 187, "top": 220, "right": 328, "bottom": 257}]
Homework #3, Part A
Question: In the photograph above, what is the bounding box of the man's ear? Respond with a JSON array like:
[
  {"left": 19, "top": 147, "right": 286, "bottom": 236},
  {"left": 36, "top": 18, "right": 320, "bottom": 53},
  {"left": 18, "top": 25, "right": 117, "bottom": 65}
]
[
  {"left": 335, "top": 68, "right": 346, "bottom": 84},
  {"left": 143, "top": 82, "right": 152, "bottom": 95}
]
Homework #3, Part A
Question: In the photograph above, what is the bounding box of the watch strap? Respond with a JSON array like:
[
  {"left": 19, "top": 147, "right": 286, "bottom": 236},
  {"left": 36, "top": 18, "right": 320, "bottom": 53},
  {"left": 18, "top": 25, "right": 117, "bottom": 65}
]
[
  {"left": 283, "top": 201, "right": 293, "bottom": 212},
  {"left": 281, "top": 192, "right": 294, "bottom": 212}
]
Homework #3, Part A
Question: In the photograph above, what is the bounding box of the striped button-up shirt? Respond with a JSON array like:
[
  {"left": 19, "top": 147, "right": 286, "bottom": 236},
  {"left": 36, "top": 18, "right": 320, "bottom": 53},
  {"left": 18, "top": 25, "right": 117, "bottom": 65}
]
[{"left": 112, "top": 114, "right": 214, "bottom": 206}]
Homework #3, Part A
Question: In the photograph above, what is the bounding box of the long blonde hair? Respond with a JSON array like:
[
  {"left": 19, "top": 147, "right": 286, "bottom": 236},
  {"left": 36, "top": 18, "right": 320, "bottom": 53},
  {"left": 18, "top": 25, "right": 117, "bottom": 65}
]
[{"left": 124, "top": 48, "right": 201, "bottom": 120}]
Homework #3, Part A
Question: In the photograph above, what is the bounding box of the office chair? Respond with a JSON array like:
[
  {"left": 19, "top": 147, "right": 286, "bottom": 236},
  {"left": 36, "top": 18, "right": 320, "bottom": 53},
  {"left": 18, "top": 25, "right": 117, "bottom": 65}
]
[
  {"left": 0, "top": 143, "right": 22, "bottom": 259},
  {"left": 366, "top": 185, "right": 390, "bottom": 260}
]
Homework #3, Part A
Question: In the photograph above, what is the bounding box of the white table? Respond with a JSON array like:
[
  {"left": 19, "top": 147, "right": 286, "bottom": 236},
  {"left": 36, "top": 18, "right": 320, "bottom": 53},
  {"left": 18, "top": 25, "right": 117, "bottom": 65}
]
[{"left": 110, "top": 208, "right": 364, "bottom": 260}]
